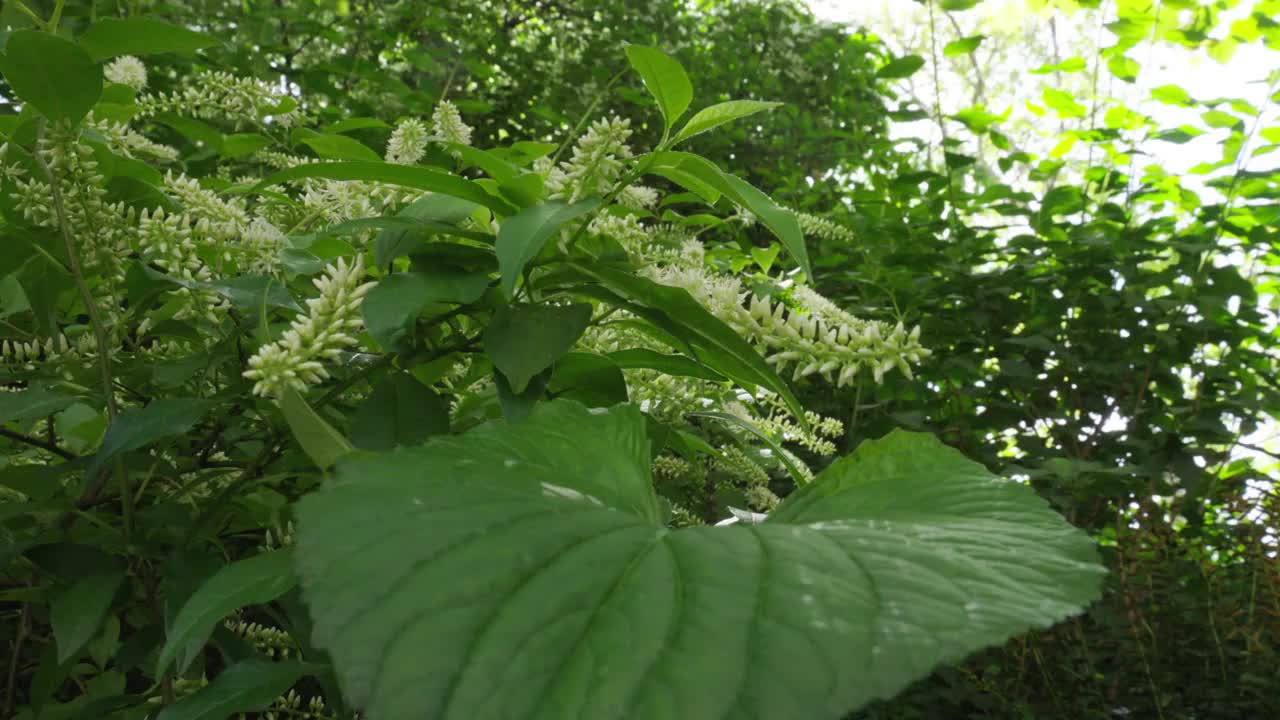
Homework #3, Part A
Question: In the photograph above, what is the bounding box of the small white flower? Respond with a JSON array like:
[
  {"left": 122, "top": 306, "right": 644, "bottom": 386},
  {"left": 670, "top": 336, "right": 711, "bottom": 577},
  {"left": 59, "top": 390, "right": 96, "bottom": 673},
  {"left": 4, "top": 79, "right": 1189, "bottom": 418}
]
[{"left": 105, "top": 55, "right": 148, "bottom": 91}]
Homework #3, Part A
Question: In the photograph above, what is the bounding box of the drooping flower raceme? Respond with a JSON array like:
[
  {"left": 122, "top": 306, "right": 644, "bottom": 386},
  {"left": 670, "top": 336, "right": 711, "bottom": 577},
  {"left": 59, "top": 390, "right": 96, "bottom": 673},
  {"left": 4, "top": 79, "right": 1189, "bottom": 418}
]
[
  {"left": 243, "top": 258, "right": 376, "bottom": 398},
  {"left": 135, "top": 208, "right": 227, "bottom": 324},
  {"left": 647, "top": 263, "right": 928, "bottom": 386},
  {"left": 104, "top": 55, "right": 148, "bottom": 92},
  {"left": 162, "top": 172, "right": 250, "bottom": 239},
  {"left": 138, "top": 70, "right": 301, "bottom": 127},
  {"left": 794, "top": 210, "right": 857, "bottom": 244},
  {"left": 88, "top": 114, "right": 177, "bottom": 162}
]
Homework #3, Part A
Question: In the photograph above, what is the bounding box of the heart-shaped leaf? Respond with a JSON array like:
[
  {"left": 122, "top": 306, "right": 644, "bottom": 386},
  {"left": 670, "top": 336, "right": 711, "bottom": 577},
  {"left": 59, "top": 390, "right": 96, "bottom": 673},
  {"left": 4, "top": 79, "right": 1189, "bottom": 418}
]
[{"left": 296, "top": 401, "right": 1103, "bottom": 720}]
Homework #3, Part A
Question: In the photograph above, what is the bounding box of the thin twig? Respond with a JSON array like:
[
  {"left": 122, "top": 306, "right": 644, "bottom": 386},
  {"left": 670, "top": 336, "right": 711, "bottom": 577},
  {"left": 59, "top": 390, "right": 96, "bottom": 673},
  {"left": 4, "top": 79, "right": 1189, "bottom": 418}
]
[
  {"left": 0, "top": 427, "right": 76, "bottom": 460},
  {"left": 3, "top": 592, "right": 31, "bottom": 716}
]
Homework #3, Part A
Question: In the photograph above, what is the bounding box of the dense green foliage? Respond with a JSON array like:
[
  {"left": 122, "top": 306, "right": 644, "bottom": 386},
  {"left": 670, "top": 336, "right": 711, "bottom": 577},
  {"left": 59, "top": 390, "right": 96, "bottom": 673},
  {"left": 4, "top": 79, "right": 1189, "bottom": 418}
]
[{"left": 0, "top": 1, "right": 1277, "bottom": 719}]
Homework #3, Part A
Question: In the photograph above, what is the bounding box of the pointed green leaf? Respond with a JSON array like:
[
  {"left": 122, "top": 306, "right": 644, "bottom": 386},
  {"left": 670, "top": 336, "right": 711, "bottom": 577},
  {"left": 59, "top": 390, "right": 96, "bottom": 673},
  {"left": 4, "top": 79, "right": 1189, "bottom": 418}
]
[
  {"left": 155, "top": 659, "right": 321, "bottom": 720},
  {"left": 301, "top": 133, "right": 382, "bottom": 162},
  {"left": 607, "top": 348, "right": 726, "bottom": 381},
  {"left": 350, "top": 373, "right": 450, "bottom": 451},
  {"left": 79, "top": 18, "right": 217, "bottom": 61},
  {"left": 624, "top": 45, "right": 693, "bottom": 130},
  {"left": 0, "top": 386, "right": 77, "bottom": 425},
  {"left": 943, "top": 36, "right": 984, "bottom": 56},
  {"left": 672, "top": 100, "right": 782, "bottom": 145},
  {"left": 362, "top": 269, "right": 490, "bottom": 350},
  {"left": 484, "top": 303, "right": 593, "bottom": 393},
  {"left": 254, "top": 162, "right": 516, "bottom": 215},
  {"left": 645, "top": 153, "right": 809, "bottom": 278},
  {"left": 1151, "top": 84, "right": 1194, "bottom": 106},
  {"left": 296, "top": 403, "right": 1102, "bottom": 720},
  {"left": 51, "top": 571, "right": 125, "bottom": 664},
  {"left": 157, "top": 549, "right": 298, "bottom": 675},
  {"left": 86, "top": 398, "right": 215, "bottom": 480},
  {"left": 496, "top": 199, "right": 599, "bottom": 298},
  {"left": 279, "top": 388, "right": 353, "bottom": 470},
  {"left": 876, "top": 55, "right": 925, "bottom": 80},
  {"left": 1107, "top": 55, "right": 1141, "bottom": 82},
  {"left": 718, "top": 172, "right": 811, "bottom": 280},
  {"left": 0, "top": 31, "right": 102, "bottom": 124},
  {"left": 371, "top": 192, "right": 487, "bottom": 268},
  {"left": 570, "top": 263, "right": 808, "bottom": 428},
  {"left": 548, "top": 352, "right": 629, "bottom": 407},
  {"left": 221, "top": 133, "right": 273, "bottom": 158}
]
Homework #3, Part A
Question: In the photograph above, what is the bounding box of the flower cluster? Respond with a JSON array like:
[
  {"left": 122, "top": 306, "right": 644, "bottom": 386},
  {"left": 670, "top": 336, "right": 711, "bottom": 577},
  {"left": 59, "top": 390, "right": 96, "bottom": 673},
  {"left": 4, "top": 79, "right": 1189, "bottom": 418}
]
[
  {"left": 243, "top": 257, "right": 375, "bottom": 398},
  {"left": 647, "top": 263, "right": 929, "bottom": 386},
  {"left": 225, "top": 619, "right": 296, "bottom": 659},
  {"left": 386, "top": 117, "right": 430, "bottom": 164},
  {"left": 431, "top": 100, "right": 473, "bottom": 147},
  {"left": 9, "top": 127, "right": 136, "bottom": 285},
  {"left": 88, "top": 113, "right": 177, "bottom": 162},
  {"left": 104, "top": 55, "right": 147, "bottom": 91},
  {"left": 162, "top": 172, "right": 251, "bottom": 238},
  {"left": 542, "top": 116, "right": 633, "bottom": 201},
  {"left": 239, "top": 217, "right": 289, "bottom": 276},
  {"left": 2, "top": 333, "right": 98, "bottom": 368},
  {"left": 618, "top": 184, "right": 660, "bottom": 210},
  {"left": 138, "top": 70, "right": 301, "bottom": 126},
  {"left": 241, "top": 690, "right": 337, "bottom": 720},
  {"left": 135, "top": 208, "right": 227, "bottom": 323},
  {"left": 795, "top": 210, "right": 857, "bottom": 244}
]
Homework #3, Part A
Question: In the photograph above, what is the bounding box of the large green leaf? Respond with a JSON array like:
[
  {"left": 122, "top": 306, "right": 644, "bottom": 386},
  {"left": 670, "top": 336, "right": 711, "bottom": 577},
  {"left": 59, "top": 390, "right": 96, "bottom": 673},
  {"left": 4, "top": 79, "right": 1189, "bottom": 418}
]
[
  {"left": 51, "top": 571, "right": 125, "bottom": 663},
  {"left": 0, "top": 386, "right": 78, "bottom": 425},
  {"left": 672, "top": 100, "right": 782, "bottom": 145},
  {"left": 301, "top": 133, "right": 382, "bottom": 162},
  {"left": 607, "top": 348, "right": 726, "bottom": 382},
  {"left": 350, "top": 372, "right": 450, "bottom": 451},
  {"left": 156, "top": 549, "right": 298, "bottom": 675},
  {"left": 362, "top": 269, "right": 490, "bottom": 350},
  {"left": 624, "top": 45, "right": 693, "bottom": 131},
  {"left": 496, "top": 199, "right": 600, "bottom": 298},
  {"left": 943, "top": 36, "right": 984, "bottom": 56},
  {"left": 371, "top": 193, "right": 487, "bottom": 269},
  {"left": 646, "top": 152, "right": 810, "bottom": 279},
  {"left": 570, "top": 263, "right": 808, "bottom": 428},
  {"left": 484, "top": 302, "right": 593, "bottom": 393},
  {"left": 0, "top": 31, "right": 102, "bottom": 124},
  {"left": 85, "top": 398, "right": 215, "bottom": 480},
  {"left": 155, "top": 659, "right": 320, "bottom": 720},
  {"left": 254, "top": 162, "right": 516, "bottom": 215},
  {"left": 295, "top": 401, "right": 1102, "bottom": 720},
  {"left": 78, "top": 18, "right": 217, "bottom": 61},
  {"left": 876, "top": 55, "right": 925, "bottom": 79},
  {"left": 279, "top": 388, "right": 353, "bottom": 470}
]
